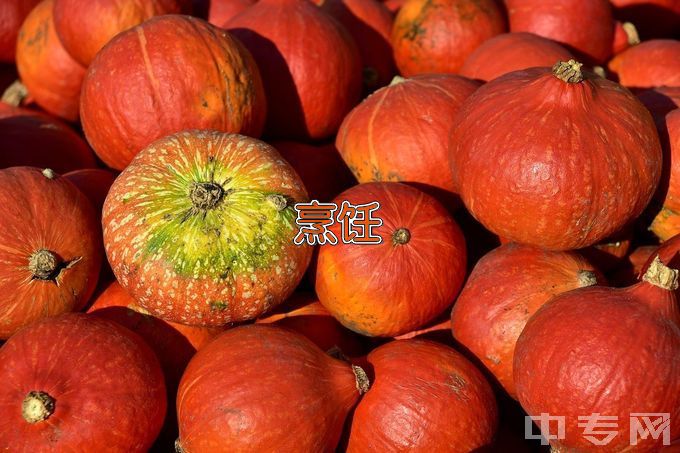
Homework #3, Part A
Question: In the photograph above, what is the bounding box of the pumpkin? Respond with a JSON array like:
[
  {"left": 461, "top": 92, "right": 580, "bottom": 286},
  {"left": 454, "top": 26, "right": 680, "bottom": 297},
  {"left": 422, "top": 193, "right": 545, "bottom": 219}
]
[
  {"left": 450, "top": 60, "right": 662, "bottom": 250},
  {"left": 0, "top": 167, "right": 101, "bottom": 340},
  {"left": 346, "top": 339, "right": 498, "bottom": 452},
  {"left": 0, "top": 0, "right": 40, "bottom": 62},
  {"left": 271, "top": 140, "right": 356, "bottom": 202},
  {"left": 637, "top": 85, "right": 680, "bottom": 124},
  {"left": 64, "top": 168, "right": 117, "bottom": 217},
  {"left": 103, "top": 130, "right": 312, "bottom": 326},
  {"left": 208, "top": 0, "right": 256, "bottom": 25},
  {"left": 176, "top": 324, "right": 368, "bottom": 452},
  {"left": 391, "top": 0, "right": 505, "bottom": 76},
  {"left": 450, "top": 243, "right": 603, "bottom": 398},
  {"left": 315, "top": 182, "right": 467, "bottom": 337},
  {"left": 393, "top": 317, "right": 451, "bottom": 341},
  {"left": 651, "top": 110, "right": 680, "bottom": 241},
  {"left": 80, "top": 15, "right": 266, "bottom": 170},
  {"left": 336, "top": 74, "right": 480, "bottom": 208},
  {"left": 609, "top": 0, "right": 680, "bottom": 40},
  {"left": 15, "top": 0, "right": 85, "bottom": 121},
  {"left": 506, "top": 0, "right": 615, "bottom": 64},
  {"left": 227, "top": 0, "right": 361, "bottom": 140},
  {"left": 315, "top": 0, "right": 395, "bottom": 92},
  {"left": 0, "top": 313, "right": 166, "bottom": 451},
  {"left": 0, "top": 103, "right": 96, "bottom": 173},
  {"left": 514, "top": 257, "right": 680, "bottom": 451},
  {"left": 460, "top": 32, "right": 574, "bottom": 82},
  {"left": 611, "top": 20, "right": 639, "bottom": 55},
  {"left": 53, "top": 0, "right": 188, "bottom": 67},
  {"left": 608, "top": 40, "right": 680, "bottom": 90}
]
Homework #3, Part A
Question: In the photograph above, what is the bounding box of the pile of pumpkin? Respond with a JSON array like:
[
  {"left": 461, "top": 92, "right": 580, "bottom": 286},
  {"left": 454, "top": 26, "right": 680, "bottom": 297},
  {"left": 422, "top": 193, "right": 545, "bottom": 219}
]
[{"left": 0, "top": 0, "right": 679, "bottom": 451}]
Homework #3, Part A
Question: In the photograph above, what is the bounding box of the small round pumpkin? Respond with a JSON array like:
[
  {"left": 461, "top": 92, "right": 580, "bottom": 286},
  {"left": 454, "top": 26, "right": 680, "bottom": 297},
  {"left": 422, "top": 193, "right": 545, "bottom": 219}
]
[
  {"left": 103, "top": 130, "right": 312, "bottom": 326},
  {"left": 0, "top": 0, "right": 40, "bottom": 62},
  {"left": 64, "top": 168, "right": 117, "bottom": 217},
  {"left": 460, "top": 32, "right": 575, "bottom": 82},
  {"left": 450, "top": 60, "right": 661, "bottom": 250},
  {"left": 391, "top": 0, "right": 505, "bottom": 76},
  {"left": 651, "top": 110, "right": 680, "bottom": 241},
  {"left": 315, "top": 182, "right": 467, "bottom": 337},
  {"left": 227, "top": 0, "right": 362, "bottom": 140},
  {"left": 346, "top": 339, "right": 498, "bottom": 452},
  {"left": 15, "top": 0, "right": 85, "bottom": 121},
  {"left": 0, "top": 313, "right": 166, "bottom": 451},
  {"left": 80, "top": 15, "right": 266, "bottom": 170},
  {"left": 0, "top": 167, "right": 102, "bottom": 339},
  {"left": 608, "top": 39, "right": 680, "bottom": 90}
]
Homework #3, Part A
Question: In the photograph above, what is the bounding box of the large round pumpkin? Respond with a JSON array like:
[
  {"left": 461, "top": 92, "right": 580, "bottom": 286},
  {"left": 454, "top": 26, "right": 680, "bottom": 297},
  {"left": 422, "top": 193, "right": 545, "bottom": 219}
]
[
  {"left": 0, "top": 103, "right": 96, "bottom": 173},
  {"left": 460, "top": 32, "right": 574, "bottom": 82},
  {"left": 391, "top": 0, "right": 505, "bottom": 76},
  {"left": 103, "top": 131, "right": 312, "bottom": 326},
  {"left": 80, "top": 15, "right": 266, "bottom": 170},
  {"left": 608, "top": 39, "right": 680, "bottom": 90},
  {"left": 514, "top": 257, "right": 680, "bottom": 451},
  {"left": 0, "top": 0, "right": 40, "bottom": 62},
  {"left": 609, "top": 0, "right": 680, "bottom": 40},
  {"left": 450, "top": 60, "right": 661, "bottom": 250},
  {"left": 651, "top": 110, "right": 680, "bottom": 241},
  {"left": 176, "top": 324, "right": 368, "bottom": 452},
  {"left": 336, "top": 74, "right": 480, "bottom": 207},
  {"left": 53, "top": 0, "right": 187, "bottom": 67},
  {"left": 346, "top": 339, "right": 498, "bottom": 452},
  {"left": 0, "top": 167, "right": 101, "bottom": 339},
  {"left": 506, "top": 0, "right": 615, "bottom": 64},
  {"left": 15, "top": 0, "right": 85, "bottom": 121},
  {"left": 0, "top": 313, "right": 166, "bottom": 451},
  {"left": 450, "top": 243, "right": 602, "bottom": 398},
  {"left": 227, "top": 0, "right": 361, "bottom": 140},
  {"left": 315, "top": 182, "right": 467, "bottom": 337}
]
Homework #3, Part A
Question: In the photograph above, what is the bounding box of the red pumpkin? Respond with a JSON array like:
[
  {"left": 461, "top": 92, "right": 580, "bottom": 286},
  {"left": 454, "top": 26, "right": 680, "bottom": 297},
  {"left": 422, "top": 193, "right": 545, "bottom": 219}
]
[
  {"left": 609, "top": 0, "right": 680, "bottom": 39},
  {"left": 0, "top": 0, "right": 40, "bottom": 62},
  {"left": 64, "top": 168, "right": 117, "bottom": 217},
  {"left": 651, "top": 110, "right": 680, "bottom": 241},
  {"left": 611, "top": 20, "right": 639, "bottom": 55},
  {"left": 315, "top": 0, "right": 395, "bottom": 92},
  {"left": 391, "top": 0, "right": 505, "bottom": 76},
  {"left": 0, "top": 103, "right": 96, "bottom": 173},
  {"left": 0, "top": 167, "right": 102, "bottom": 339},
  {"left": 227, "top": 0, "right": 361, "bottom": 140},
  {"left": 315, "top": 182, "right": 467, "bottom": 337},
  {"left": 451, "top": 243, "right": 603, "bottom": 398},
  {"left": 15, "top": 0, "right": 85, "bottom": 121},
  {"left": 53, "top": 0, "right": 188, "bottom": 67},
  {"left": 506, "top": 0, "right": 615, "bottom": 64},
  {"left": 80, "top": 15, "right": 266, "bottom": 170},
  {"left": 336, "top": 74, "right": 480, "bottom": 208},
  {"left": 514, "top": 257, "right": 680, "bottom": 451},
  {"left": 346, "top": 339, "right": 498, "bottom": 452},
  {"left": 608, "top": 40, "right": 680, "bottom": 90},
  {"left": 176, "top": 324, "right": 368, "bottom": 452},
  {"left": 103, "top": 131, "right": 312, "bottom": 326},
  {"left": 208, "top": 0, "right": 256, "bottom": 25},
  {"left": 271, "top": 140, "right": 356, "bottom": 202},
  {"left": 460, "top": 32, "right": 574, "bottom": 82},
  {"left": 450, "top": 60, "right": 661, "bottom": 250}
]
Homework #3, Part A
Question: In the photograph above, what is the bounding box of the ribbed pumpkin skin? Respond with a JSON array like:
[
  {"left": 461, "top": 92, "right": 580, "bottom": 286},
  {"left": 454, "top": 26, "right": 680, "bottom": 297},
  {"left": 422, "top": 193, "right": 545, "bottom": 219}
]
[
  {"left": 609, "top": 0, "right": 680, "bottom": 39},
  {"left": 506, "top": 0, "right": 615, "bottom": 64},
  {"left": 651, "top": 110, "right": 680, "bottom": 241},
  {"left": 176, "top": 324, "right": 363, "bottom": 452},
  {"left": 0, "top": 103, "right": 96, "bottom": 173},
  {"left": 0, "top": 167, "right": 102, "bottom": 340},
  {"left": 228, "top": 0, "right": 362, "bottom": 140},
  {"left": 103, "top": 131, "right": 311, "bottom": 326},
  {"left": 460, "top": 32, "right": 574, "bottom": 82},
  {"left": 514, "top": 279, "right": 680, "bottom": 452},
  {"left": 209, "top": 0, "right": 257, "bottom": 25},
  {"left": 80, "top": 15, "right": 266, "bottom": 170},
  {"left": 336, "top": 74, "right": 479, "bottom": 206},
  {"left": 53, "top": 0, "right": 187, "bottom": 66},
  {"left": 315, "top": 182, "right": 467, "bottom": 337},
  {"left": 0, "top": 0, "right": 39, "bottom": 62},
  {"left": 450, "top": 67, "right": 661, "bottom": 251},
  {"left": 0, "top": 313, "right": 167, "bottom": 451},
  {"left": 391, "top": 0, "right": 505, "bottom": 76},
  {"left": 608, "top": 40, "right": 680, "bottom": 90},
  {"left": 346, "top": 340, "right": 498, "bottom": 452},
  {"left": 450, "top": 243, "right": 603, "bottom": 398},
  {"left": 16, "top": 0, "right": 85, "bottom": 121}
]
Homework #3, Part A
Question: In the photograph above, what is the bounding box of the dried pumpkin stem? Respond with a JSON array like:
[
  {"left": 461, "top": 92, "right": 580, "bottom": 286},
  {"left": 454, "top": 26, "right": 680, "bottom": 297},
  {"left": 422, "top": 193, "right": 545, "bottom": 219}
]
[
  {"left": 623, "top": 22, "right": 640, "bottom": 46},
  {"left": 1, "top": 80, "right": 28, "bottom": 107},
  {"left": 28, "top": 249, "right": 60, "bottom": 280},
  {"left": 22, "top": 391, "right": 55, "bottom": 423},
  {"left": 577, "top": 270, "right": 598, "bottom": 287},
  {"left": 352, "top": 365, "right": 370, "bottom": 395},
  {"left": 174, "top": 439, "right": 185, "bottom": 453},
  {"left": 389, "top": 75, "right": 407, "bottom": 86},
  {"left": 190, "top": 182, "right": 224, "bottom": 210},
  {"left": 392, "top": 228, "right": 411, "bottom": 245},
  {"left": 642, "top": 256, "right": 679, "bottom": 290},
  {"left": 552, "top": 59, "right": 584, "bottom": 83},
  {"left": 266, "top": 194, "right": 288, "bottom": 211}
]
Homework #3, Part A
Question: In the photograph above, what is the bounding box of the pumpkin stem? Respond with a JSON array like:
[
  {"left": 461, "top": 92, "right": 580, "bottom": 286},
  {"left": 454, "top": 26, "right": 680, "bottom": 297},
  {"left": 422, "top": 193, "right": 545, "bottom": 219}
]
[
  {"left": 42, "top": 168, "right": 56, "bottom": 179},
  {"left": 28, "top": 249, "right": 60, "bottom": 280},
  {"left": 352, "top": 365, "right": 370, "bottom": 395},
  {"left": 22, "top": 391, "right": 55, "bottom": 423},
  {"left": 577, "top": 270, "right": 598, "bottom": 287},
  {"left": 552, "top": 59, "right": 584, "bottom": 83},
  {"left": 266, "top": 194, "right": 288, "bottom": 211},
  {"left": 190, "top": 182, "right": 224, "bottom": 210},
  {"left": 1, "top": 80, "right": 28, "bottom": 106},
  {"left": 642, "top": 256, "right": 679, "bottom": 290},
  {"left": 389, "top": 75, "right": 407, "bottom": 86},
  {"left": 392, "top": 228, "right": 411, "bottom": 245},
  {"left": 174, "top": 439, "right": 185, "bottom": 453},
  {"left": 622, "top": 22, "right": 640, "bottom": 46}
]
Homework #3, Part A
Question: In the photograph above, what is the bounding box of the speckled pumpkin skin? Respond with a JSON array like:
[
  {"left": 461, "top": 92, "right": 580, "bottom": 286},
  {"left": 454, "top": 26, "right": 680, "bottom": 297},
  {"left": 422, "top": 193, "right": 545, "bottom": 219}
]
[{"left": 103, "top": 131, "right": 312, "bottom": 326}]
